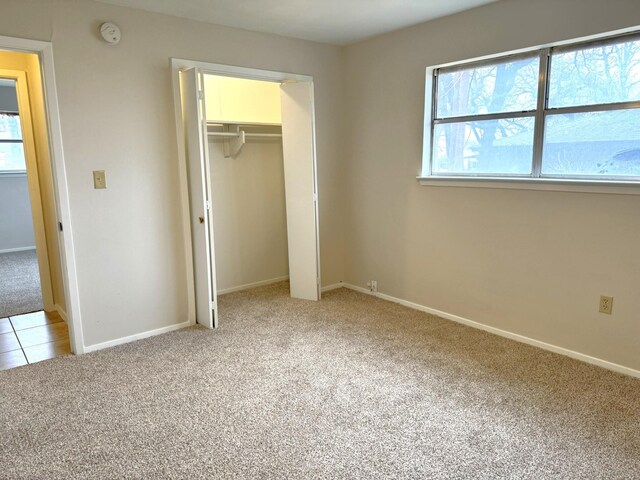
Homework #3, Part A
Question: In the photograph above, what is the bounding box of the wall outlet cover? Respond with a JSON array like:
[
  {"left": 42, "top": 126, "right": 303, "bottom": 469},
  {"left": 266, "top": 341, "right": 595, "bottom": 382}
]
[{"left": 599, "top": 295, "right": 613, "bottom": 315}]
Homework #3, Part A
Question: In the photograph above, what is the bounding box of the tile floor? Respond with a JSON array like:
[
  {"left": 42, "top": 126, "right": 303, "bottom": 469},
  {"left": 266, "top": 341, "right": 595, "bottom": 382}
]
[{"left": 0, "top": 311, "right": 71, "bottom": 371}]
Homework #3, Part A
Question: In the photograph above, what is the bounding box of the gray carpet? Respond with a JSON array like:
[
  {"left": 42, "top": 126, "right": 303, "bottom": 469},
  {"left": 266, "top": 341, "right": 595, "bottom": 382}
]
[
  {"left": 0, "top": 282, "right": 639, "bottom": 479},
  {"left": 0, "top": 250, "right": 43, "bottom": 318}
]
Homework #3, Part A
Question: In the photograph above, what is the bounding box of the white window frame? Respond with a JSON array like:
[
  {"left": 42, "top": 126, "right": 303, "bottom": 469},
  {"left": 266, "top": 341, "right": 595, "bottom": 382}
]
[
  {"left": 0, "top": 110, "right": 26, "bottom": 176},
  {"left": 419, "top": 27, "right": 640, "bottom": 194}
]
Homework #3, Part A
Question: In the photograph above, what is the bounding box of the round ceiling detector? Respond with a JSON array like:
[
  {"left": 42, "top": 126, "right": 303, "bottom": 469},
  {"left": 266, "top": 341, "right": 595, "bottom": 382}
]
[{"left": 100, "top": 22, "right": 121, "bottom": 45}]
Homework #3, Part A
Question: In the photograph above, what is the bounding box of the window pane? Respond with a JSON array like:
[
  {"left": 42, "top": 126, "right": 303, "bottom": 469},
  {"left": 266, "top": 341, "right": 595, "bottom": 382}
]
[
  {"left": 432, "top": 117, "right": 534, "bottom": 175},
  {"left": 549, "top": 37, "right": 640, "bottom": 108},
  {"left": 542, "top": 109, "right": 640, "bottom": 177},
  {"left": 0, "top": 141, "right": 26, "bottom": 171},
  {"left": 436, "top": 56, "right": 539, "bottom": 118},
  {"left": 0, "top": 113, "right": 22, "bottom": 140}
]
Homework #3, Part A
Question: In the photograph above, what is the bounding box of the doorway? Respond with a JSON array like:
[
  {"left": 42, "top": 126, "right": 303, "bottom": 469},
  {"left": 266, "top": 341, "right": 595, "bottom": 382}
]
[
  {"left": 172, "top": 60, "right": 321, "bottom": 329},
  {"left": 0, "top": 77, "right": 45, "bottom": 317},
  {"left": 0, "top": 43, "right": 79, "bottom": 368}
]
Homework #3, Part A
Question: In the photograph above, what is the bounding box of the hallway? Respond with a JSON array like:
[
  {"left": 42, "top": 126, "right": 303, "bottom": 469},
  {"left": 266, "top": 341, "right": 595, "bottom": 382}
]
[{"left": 0, "top": 250, "right": 43, "bottom": 318}]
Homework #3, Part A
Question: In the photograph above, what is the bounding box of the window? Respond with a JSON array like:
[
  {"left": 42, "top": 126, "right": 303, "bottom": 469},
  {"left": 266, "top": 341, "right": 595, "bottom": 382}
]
[
  {"left": 0, "top": 113, "right": 25, "bottom": 173},
  {"left": 423, "top": 32, "right": 640, "bottom": 183}
]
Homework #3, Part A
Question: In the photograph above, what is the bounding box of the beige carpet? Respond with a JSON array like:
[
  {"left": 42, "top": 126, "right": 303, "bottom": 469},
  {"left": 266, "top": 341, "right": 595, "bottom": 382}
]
[
  {"left": 0, "top": 282, "right": 638, "bottom": 479},
  {"left": 0, "top": 250, "right": 43, "bottom": 318}
]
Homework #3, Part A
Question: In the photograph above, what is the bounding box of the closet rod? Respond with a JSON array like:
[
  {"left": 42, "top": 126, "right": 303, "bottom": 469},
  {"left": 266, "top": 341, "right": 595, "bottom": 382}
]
[{"left": 207, "top": 132, "right": 282, "bottom": 138}]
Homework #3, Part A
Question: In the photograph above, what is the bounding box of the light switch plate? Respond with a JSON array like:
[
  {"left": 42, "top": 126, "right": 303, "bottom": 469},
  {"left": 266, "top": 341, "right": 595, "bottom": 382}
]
[{"left": 93, "top": 170, "right": 106, "bottom": 189}]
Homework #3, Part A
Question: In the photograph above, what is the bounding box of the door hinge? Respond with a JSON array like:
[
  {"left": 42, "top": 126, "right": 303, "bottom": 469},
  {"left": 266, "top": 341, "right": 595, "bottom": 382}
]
[
  {"left": 210, "top": 301, "right": 215, "bottom": 310},
  {"left": 58, "top": 222, "right": 63, "bottom": 232},
  {"left": 198, "top": 90, "right": 205, "bottom": 100},
  {"left": 205, "top": 200, "right": 210, "bottom": 210},
  {"left": 313, "top": 193, "right": 318, "bottom": 203}
]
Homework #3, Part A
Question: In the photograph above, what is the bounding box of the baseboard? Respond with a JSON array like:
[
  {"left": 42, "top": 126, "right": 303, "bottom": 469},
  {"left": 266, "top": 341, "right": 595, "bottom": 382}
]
[
  {"left": 0, "top": 246, "right": 36, "bottom": 254},
  {"left": 54, "top": 304, "right": 67, "bottom": 322},
  {"left": 321, "top": 282, "right": 344, "bottom": 292},
  {"left": 343, "top": 284, "right": 371, "bottom": 295},
  {"left": 217, "top": 275, "right": 289, "bottom": 295},
  {"left": 341, "top": 283, "right": 640, "bottom": 379},
  {"left": 83, "top": 321, "right": 192, "bottom": 353}
]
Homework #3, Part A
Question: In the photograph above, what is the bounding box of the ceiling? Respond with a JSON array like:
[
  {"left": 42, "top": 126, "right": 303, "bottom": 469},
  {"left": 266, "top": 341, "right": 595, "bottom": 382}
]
[{"left": 95, "top": 0, "right": 499, "bottom": 45}]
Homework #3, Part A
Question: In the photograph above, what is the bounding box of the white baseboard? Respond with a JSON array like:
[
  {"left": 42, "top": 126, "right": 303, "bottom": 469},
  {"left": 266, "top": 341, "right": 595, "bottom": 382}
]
[
  {"left": 344, "top": 284, "right": 371, "bottom": 295},
  {"left": 321, "top": 282, "right": 345, "bottom": 293},
  {"left": 0, "top": 246, "right": 36, "bottom": 254},
  {"left": 341, "top": 283, "right": 640, "bottom": 379},
  {"left": 83, "top": 321, "right": 192, "bottom": 353},
  {"left": 54, "top": 304, "right": 67, "bottom": 322},
  {"left": 217, "top": 275, "right": 289, "bottom": 295}
]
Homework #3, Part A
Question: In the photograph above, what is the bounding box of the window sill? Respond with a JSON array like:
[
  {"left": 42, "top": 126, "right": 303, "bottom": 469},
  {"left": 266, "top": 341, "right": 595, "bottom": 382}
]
[
  {"left": 417, "top": 176, "right": 640, "bottom": 195},
  {"left": 0, "top": 171, "right": 27, "bottom": 178}
]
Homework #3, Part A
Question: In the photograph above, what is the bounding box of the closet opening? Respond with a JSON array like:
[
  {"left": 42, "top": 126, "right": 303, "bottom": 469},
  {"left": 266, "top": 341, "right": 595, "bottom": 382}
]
[
  {"left": 172, "top": 60, "right": 321, "bottom": 329},
  {"left": 204, "top": 75, "right": 289, "bottom": 298}
]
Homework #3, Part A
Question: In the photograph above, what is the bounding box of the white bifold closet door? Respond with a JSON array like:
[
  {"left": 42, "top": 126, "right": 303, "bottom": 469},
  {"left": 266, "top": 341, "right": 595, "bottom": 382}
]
[
  {"left": 280, "top": 82, "right": 321, "bottom": 301},
  {"left": 180, "top": 67, "right": 218, "bottom": 328}
]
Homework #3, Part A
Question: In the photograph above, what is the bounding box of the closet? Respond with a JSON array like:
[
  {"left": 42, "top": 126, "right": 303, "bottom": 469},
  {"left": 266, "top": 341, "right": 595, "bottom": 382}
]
[
  {"left": 204, "top": 75, "right": 289, "bottom": 295},
  {"left": 177, "top": 65, "right": 320, "bottom": 329}
]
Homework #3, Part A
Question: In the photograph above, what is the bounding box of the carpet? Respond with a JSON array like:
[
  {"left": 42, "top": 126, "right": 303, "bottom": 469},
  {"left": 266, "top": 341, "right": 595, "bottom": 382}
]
[
  {"left": 0, "top": 249, "right": 43, "bottom": 318},
  {"left": 0, "top": 282, "right": 638, "bottom": 479}
]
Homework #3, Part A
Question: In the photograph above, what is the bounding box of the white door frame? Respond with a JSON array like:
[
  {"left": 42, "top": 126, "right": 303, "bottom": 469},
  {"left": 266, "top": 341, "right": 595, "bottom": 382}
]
[
  {"left": 170, "top": 58, "right": 321, "bottom": 324},
  {"left": 0, "top": 35, "right": 84, "bottom": 354}
]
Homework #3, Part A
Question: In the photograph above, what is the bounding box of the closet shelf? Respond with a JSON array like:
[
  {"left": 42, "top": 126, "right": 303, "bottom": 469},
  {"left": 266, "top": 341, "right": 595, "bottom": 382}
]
[
  {"left": 208, "top": 132, "right": 281, "bottom": 138},
  {"left": 206, "top": 123, "right": 282, "bottom": 158}
]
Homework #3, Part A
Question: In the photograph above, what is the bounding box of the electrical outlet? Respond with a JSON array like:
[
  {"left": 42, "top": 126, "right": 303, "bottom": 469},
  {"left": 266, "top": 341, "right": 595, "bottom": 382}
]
[
  {"left": 599, "top": 295, "right": 613, "bottom": 315},
  {"left": 366, "top": 280, "right": 377, "bottom": 293},
  {"left": 93, "top": 170, "right": 107, "bottom": 189}
]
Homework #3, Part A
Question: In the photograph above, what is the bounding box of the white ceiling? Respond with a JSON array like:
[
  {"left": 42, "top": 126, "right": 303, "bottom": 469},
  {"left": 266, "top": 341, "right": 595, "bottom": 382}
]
[{"left": 95, "top": 0, "right": 499, "bottom": 45}]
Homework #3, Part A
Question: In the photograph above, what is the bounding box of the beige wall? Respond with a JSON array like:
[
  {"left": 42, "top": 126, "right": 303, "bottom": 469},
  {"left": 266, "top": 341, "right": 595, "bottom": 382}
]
[
  {"left": 209, "top": 139, "right": 289, "bottom": 292},
  {"left": 0, "top": 0, "right": 345, "bottom": 346},
  {"left": 343, "top": 0, "right": 640, "bottom": 371}
]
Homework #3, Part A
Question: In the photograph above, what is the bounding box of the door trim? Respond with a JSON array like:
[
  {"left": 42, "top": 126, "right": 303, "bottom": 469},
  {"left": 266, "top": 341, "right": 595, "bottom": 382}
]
[{"left": 0, "top": 35, "right": 84, "bottom": 354}]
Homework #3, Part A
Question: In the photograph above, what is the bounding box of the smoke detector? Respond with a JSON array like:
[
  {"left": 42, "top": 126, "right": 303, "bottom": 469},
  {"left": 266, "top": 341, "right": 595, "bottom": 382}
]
[{"left": 100, "top": 22, "right": 121, "bottom": 45}]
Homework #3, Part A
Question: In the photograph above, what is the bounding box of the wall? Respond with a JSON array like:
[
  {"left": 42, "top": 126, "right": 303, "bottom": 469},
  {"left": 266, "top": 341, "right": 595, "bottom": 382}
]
[
  {"left": 343, "top": 0, "right": 640, "bottom": 371},
  {"left": 0, "top": 0, "right": 345, "bottom": 347},
  {"left": 0, "top": 83, "right": 35, "bottom": 252},
  {"left": 0, "top": 176, "right": 35, "bottom": 252},
  {"left": 209, "top": 139, "right": 289, "bottom": 292},
  {"left": 204, "top": 75, "right": 282, "bottom": 125}
]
